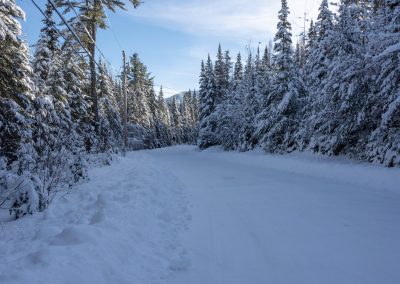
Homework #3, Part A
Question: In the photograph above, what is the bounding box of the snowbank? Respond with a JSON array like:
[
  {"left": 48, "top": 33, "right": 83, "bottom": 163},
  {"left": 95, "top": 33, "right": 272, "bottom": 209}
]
[{"left": 0, "top": 151, "right": 190, "bottom": 284}]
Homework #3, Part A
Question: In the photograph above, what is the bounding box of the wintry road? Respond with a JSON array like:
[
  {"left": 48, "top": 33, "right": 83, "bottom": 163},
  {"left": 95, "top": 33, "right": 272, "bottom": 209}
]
[
  {"left": 149, "top": 146, "right": 400, "bottom": 284},
  {"left": 2, "top": 146, "right": 400, "bottom": 284}
]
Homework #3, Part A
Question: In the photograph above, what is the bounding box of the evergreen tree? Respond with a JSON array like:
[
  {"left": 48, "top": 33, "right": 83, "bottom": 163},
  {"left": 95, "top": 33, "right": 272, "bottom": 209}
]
[
  {"left": 232, "top": 53, "right": 243, "bottom": 91},
  {"left": 239, "top": 52, "right": 258, "bottom": 151},
  {"left": 0, "top": 0, "right": 38, "bottom": 218},
  {"left": 366, "top": 0, "right": 400, "bottom": 166},
  {"left": 298, "top": 0, "right": 335, "bottom": 150},
  {"left": 190, "top": 89, "right": 199, "bottom": 126},
  {"left": 180, "top": 92, "right": 194, "bottom": 143},
  {"left": 220, "top": 53, "right": 244, "bottom": 150},
  {"left": 257, "top": 0, "right": 304, "bottom": 152},
  {"left": 214, "top": 44, "right": 226, "bottom": 105},
  {"left": 0, "top": 0, "right": 34, "bottom": 105},
  {"left": 33, "top": 50, "right": 82, "bottom": 211},
  {"left": 156, "top": 87, "right": 172, "bottom": 146},
  {"left": 198, "top": 56, "right": 217, "bottom": 149},
  {"left": 310, "top": 1, "right": 371, "bottom": 156},
  {"left": 157, "top": 87, "right": 171, "bottom": 126},
  {"left": 127, "top": 53, "right": 152, "bottom": 128},
  {"left": 32, "top": 2, "right": 58, "bottom": 91},
  {"left": 305, "top": 20, "right": 317, "bottom": 62},
  {"left": 97, "top": 62, "right": 122, "bottom": 153},
  {"left": 61, "top": 44, "right": 94, "bottom": 153},
  {"left": 223, "top": 50, "right": 232, "bottom": 93},
  {"left": 169, "top": 96, "right": 182, "bottom": 144}
]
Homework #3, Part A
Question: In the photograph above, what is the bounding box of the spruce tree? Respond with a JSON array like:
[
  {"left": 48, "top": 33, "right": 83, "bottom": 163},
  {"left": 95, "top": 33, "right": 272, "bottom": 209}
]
[
  {"left": 366, "top": 0, "right": 400, "bottom": 166},
  {"left": 61, "top": 44, "right": 94, "bottom": 153},
  {"left": 0, "top": 0, "right": 38, "bottom": 218},
  {"left": 311, "top": 1, "right": 371, "bottom": 156},
  {"left": 257, "top": 0, "right": 304, "bottom": 152},
  {"left": 299, "top": 0, "right": 335, "bottom": 150},
  {"left": 239, "top": 52, "right": 258, "bottom": 151},
  {"left": 220, "top": 53, "right": 244, "bottom": 150},
  {"left": 169, "top": 96, "right": 182, "bottom": 144},
  {"left": 32, "top": 2, "right": 58, "bottom": 91},
  {"left": 156, "top": 87, "right": 172, "bottom": 145},
  {"left": 98, "top": 62, "right": 122, "bottom": 153},
  {"left": 127, "top": 53, "right": 152, "bottom": 128},
  {"left": 214, "top": 44, "right": 226, "bottom": 105},
  {"left": 198, "top": 56, "right": 217, "bottom": 149}
]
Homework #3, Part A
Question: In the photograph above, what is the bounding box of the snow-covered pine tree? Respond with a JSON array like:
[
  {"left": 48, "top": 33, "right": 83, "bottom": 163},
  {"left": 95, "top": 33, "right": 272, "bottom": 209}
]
[
  {"left": 0, "top": 0, "right": 40, "bottom": 218},
  {"left": 0, "top": 0, "right": 34, "bottom": 105},
  {"left": 127, "top": 53, "right": 152, "bottom": 128},
  {"left": 33, "top": 47, "right": 80, "bottom": 211},
  {"left": 189, "top": 89, "right": 199, "bottom": 126},
  {"left": 214, "top": 47, "right": 233, "bottom": 148},
  {"left": 223, "top": 51, "right": 232, "bottom": 94},
  {"left": 61, "top": 44, "right": 94, "bottom": 154},
  {"left": 32, "top": 1, "right": 58, "bottom": 91},
  {"left": 97, "top": 62, "right": 122, "bottom": 154},
  {"left": 60, "top": 45, "right": 91, "bottom": 182},
  {"left": 298, "top": 0, "right": 335, "bottom": 150},
  {"left": 254, "top": 46, "right": 271, "bottom": 110},
  {"left": 198, "top": 56, "right": 218, "bottom": 149},
  {"left": 169, "top": 96, "right": 182, "bottom": 144},
  {"left": 294, "top": 41, "right": 301, "bottom": 68},
  {"left": 156, "top": 86, "right": 172, "bottom": 146},
  {"left": 366, "top": 0, "right": 400, "bottom": 166},
  {"left": 180, "top": 92, "right": 194, "bottom": 143},
  {"left": 232, "top": 53, "right": 244, "bottom": 93},
  {"left": 305, "top": 20, "right": 317, "bottom": 62},
  {"left": 257, "top": 0, "right": 304, "bottom": 153},
  {"left": 214, "top": 44, "right": 228, "bottom": 105},
  {"left": 220, "top": 52, "right": 244, "bottom": 150},
  {"left": 126, "top": 53, "right": 156, "bottom": 149},
  {"left": 260, "top": 45, "right": 272, "bottom": 107},
  {"left": 239, "top": 52, "right": 258, "bottom": 151},
  {"left": 311, "top": 0, "right": 372, "bottom": 157},
  {"left": 31, "top": 3, "right": 79, "bottom": 203}
]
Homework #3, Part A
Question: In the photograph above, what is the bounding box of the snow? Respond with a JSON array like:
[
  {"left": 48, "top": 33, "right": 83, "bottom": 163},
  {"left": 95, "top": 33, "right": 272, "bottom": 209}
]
[
  {"left": 165, "top": 91, "right": 186, "bottom": 103},
  {"left": 166, "top": 91, "right": 196, "bottom": 103},
  {"left": 149, "top": 146, "right": 400, "bottom": 284},
  {"left": 1, "top": 146, "right": 400, "bottom": 284},
  {"left": 0, "top": 151, "right": 190, "bottom": 284}
]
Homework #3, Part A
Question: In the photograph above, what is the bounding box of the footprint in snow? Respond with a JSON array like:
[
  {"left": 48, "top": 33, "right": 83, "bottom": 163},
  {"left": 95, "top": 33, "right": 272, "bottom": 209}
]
[
  {"left": 50, "top": 226, "right": 95, "bottom": 246},
  {"left": 89, "top": 209, "right": 105, "bottom": 225}
]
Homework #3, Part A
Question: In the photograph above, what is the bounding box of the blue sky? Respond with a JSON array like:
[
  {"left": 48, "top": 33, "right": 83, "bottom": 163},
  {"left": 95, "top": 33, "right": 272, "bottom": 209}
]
[{"left": 17, "top": 0, "right": 321, "bottom": 97}]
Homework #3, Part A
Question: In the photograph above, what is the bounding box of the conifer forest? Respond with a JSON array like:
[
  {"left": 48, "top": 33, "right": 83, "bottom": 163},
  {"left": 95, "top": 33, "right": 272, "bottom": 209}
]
[
  {"left": 197, "top": 0, "right": 400, "bottom": 167},
  {"left": 1, "top": 0, "right": 198, "bottom": 217}
]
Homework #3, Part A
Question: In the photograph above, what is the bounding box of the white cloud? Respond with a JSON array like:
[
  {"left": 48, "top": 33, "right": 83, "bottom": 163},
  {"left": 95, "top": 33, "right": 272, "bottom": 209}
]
[{"left": 130, "top": 0, "right": 320, "bottom": 41}]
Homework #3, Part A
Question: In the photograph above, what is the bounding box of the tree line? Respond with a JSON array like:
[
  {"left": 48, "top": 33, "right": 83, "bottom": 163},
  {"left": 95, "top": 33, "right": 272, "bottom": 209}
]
[
  {"left": 0, "top": 0, "right": 198, "bottom": 219},
  {"left": 198, "top": 0, "right": 400, "bottom": 167}
]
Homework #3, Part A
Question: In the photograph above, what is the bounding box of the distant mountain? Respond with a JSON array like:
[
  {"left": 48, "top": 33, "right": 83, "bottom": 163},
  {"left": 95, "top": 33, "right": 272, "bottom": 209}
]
[
  {"left": 166, "top": 90, "right": 198, "bottom": 104},
  {"left": 166, "top": 92, "right": 186, "bottom": 103}
]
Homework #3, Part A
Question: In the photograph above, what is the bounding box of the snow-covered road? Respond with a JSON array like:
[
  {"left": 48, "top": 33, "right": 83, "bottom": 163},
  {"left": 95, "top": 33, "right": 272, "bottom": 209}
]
[
  {"left": 1, "top": 145, "right": 400, "bottom": 284},
  {"left": 149, "top": 146, "right": 400, "bottom": 284}
]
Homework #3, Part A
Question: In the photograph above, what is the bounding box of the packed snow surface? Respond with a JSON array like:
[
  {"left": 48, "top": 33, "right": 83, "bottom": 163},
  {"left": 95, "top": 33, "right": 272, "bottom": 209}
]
[
  {"left": 1, "top": 145, "right": 400, "bottom": 284},
  {"left": 0, "top": 151, "right": 190, "bottom": 284}
]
